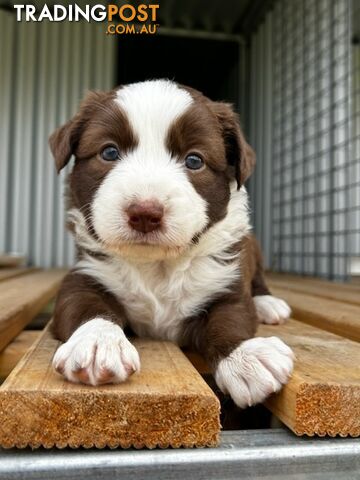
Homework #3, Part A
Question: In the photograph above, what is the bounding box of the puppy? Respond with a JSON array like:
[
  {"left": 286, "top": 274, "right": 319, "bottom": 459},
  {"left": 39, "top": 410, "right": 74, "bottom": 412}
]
[{"left": 49, "top": 79, "right": 293, "bottom": 408}]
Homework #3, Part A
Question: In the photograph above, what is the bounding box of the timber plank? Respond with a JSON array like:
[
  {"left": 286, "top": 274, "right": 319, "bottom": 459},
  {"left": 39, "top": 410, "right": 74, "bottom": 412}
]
[
  {"left": 259, "top": 319, "right": 360, "bottom": 437},
  {"left": 0, "top": 330, "right": 40, "bottom": 380},
  {"left": 0, "top": 267, "right": 38, "bottom": 283},
  {"left": 0, "top": 269, "right": 66, "bottom": 352},
  {"left": 267, "top": 273, "right": 360, "bottom": 307},
  {"left": 268, "top": 285, "right": 360, "bottom": 342},
  {"left": 0, "top": 325, "right": 220, "bottom": 449},
  {"left": 187, "top": 320, "right": 360, "bottom": 437}
]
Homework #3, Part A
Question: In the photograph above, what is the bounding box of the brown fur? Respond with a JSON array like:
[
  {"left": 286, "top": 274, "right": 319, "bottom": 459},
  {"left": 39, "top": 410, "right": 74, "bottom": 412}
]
[
  {"left": 180, "top": 234, "right": 268, "bottom": 367},
  {"left": 50, "top": 90, "right": 137, "bottom": 233}
]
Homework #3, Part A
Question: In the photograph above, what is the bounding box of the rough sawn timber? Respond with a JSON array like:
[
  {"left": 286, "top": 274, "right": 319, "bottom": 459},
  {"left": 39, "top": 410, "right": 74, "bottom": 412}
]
[
  {"left": 259, "top": 319, "right": 360, "bottom": 437},
  {"left": 0, "top": 325, "right": 220, "bottom": 449},
  {"left": 0, "top": 269, "right": 66, "bottom": 352}
]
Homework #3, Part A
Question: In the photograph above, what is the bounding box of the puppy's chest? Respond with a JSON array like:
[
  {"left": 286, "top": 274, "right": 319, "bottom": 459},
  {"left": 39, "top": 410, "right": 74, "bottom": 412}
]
[{"left": 81, "top": 255, "right": 240, "bottom": 342}]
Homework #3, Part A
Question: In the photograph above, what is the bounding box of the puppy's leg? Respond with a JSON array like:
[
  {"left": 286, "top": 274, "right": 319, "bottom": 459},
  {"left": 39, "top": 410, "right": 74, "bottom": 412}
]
[
  {"left": 183, "top": 295, "right": 294, "bottom": 408},
  {"left": 250, "top": 236, "right": 291, "bottom": 324},
  {"left": 52, "top": 272, "right": 140, "bottom": 385}
]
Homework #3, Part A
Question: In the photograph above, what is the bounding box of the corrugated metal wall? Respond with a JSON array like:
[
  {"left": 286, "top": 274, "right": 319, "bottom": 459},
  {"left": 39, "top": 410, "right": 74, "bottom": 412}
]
[
  {"left": 350, "top": 41, "right": 360, "bottom": 273},
  {"left": 249, "top": 0, "right": 356, "bottom": 280},
  {"left": 0, "top": 10, "right": 116, "bottom": 267}
]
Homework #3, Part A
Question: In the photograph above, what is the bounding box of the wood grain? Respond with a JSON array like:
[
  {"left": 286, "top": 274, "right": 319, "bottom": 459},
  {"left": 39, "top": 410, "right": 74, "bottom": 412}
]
[
  {"left": 187, "top": 319, "right": 360, "bottom": 437},
  {"left": 0, "top": 267, "right": 38, "bottom": 283},
  {"left": 267, "top": 272, "right": 360, "bottom": 307},
  {"left": 0, "top": 330, "right": 40, "bottom": 380},
  {"left": 0, "top": 269, "right": 66, "bottom": 352},
  {"left": 0, "top": 326, "right": 220, "bottom": 449},
  {"left": 259, "top": 319, "right": 360, "bottom": 437},
  {"left": 267, "top": 285, "right": 360, "bottom": 342}
]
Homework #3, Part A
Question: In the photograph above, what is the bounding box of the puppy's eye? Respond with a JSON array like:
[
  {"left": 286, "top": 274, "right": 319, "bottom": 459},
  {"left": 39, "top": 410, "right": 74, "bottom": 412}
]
[
  {"left": 185, "top": 154, "right": 204, "bottom": 170},
  {"left": 101, "top": 146, "right": 120, "bottom": 161}
]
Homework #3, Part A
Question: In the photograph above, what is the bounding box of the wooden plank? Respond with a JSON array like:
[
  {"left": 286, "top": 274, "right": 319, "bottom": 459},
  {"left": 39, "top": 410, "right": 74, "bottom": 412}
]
[
  {"left": 267, "top": 272, "right": 360, "bottom": 307},
  {"left": 183, "top": 349, "right": 211, "bottom": 375},
  {"left": 0, "top": 325, "right": 220, "bottom": 449},
  {"left": 0, "top": 330, "right": 39, "bottom": 380},
  {"left": 268, "top": 285, "right": 360, "bottom": 342},
  {"left": 259, "top": 319, "right": 360, "bottom": 437},
  {"left": 0, "top": 269, "right": 66, "bottom": 352},
  {"left": 187, "top": 320, "right": 360, "bottom": 437},
  {"left": 0, "top": 254, "right": 26, "bottom": 268},
  {"left": 0, "top": 267, "right": 38, "bottom": 283}
]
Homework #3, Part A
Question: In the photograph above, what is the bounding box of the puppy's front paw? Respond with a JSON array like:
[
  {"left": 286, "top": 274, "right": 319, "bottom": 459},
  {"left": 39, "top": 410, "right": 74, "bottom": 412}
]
[
  {"left": 215, "top": 337, "right": 294, "bottom": 408},
  {"left": 53, "top": 317, "right": 140, "bottom": 385},
  {"left": 254, "top": 295, "right": 291, "bottom": 324}
]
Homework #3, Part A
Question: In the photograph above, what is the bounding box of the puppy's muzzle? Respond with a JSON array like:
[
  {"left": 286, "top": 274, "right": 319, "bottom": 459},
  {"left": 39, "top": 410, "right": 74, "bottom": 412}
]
[{"left": 127, "top": 200, "right": 164, "bottom": 234}]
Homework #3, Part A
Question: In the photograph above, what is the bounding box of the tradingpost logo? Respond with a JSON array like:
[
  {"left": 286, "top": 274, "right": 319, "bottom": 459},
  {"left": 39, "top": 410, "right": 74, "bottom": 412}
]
[{"left": 13, "top": 4, "right": 160, "bottom": 35}]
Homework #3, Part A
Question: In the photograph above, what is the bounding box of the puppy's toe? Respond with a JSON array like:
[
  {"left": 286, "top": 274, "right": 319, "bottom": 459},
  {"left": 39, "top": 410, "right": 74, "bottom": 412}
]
[
  {"left": 52, "top": 317, "right": 140, "bottom": 386},
  {"left": 254, "top": 295, "right": 291, "bottom": 324},
  {"left": 215, "top": 336, "right": 294, "bottom": 408},
  {"left": 93, "top": 337, "right": 140, "bottom": 385}
]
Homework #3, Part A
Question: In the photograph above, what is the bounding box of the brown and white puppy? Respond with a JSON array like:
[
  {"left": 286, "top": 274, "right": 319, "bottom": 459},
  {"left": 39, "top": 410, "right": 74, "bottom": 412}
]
[{"left": 50, "top": 79, "right": 293, "bottom": 408}]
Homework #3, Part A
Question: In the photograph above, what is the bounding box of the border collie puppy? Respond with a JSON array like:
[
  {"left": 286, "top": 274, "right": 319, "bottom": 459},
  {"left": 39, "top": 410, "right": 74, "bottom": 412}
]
[{"left": 49, "top": 80, "right": 293, "bottom": 408}]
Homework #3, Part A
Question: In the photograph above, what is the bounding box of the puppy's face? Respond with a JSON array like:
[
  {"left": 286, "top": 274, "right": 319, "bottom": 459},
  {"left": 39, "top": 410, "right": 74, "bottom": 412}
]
[{"left": 50, "top": 80, "right": 255, "bottom": 260}]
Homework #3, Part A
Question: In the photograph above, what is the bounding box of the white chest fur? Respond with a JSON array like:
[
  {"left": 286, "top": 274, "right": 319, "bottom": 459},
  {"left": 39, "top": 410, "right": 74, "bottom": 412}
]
[{"left": 74, "top": 187, "right": 251, "bottom": 342}]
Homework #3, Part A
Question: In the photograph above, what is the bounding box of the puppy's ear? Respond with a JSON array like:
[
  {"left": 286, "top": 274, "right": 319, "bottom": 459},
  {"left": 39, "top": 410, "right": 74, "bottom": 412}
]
[
  {"left": 49, "top": 114, "right": 83, "bottom": 173},
  {"left": 211, "top": 102, "right": 256, "bottom": 189},
  {"left": 49, "top": 90, "right": 108, "bottom": 173}
]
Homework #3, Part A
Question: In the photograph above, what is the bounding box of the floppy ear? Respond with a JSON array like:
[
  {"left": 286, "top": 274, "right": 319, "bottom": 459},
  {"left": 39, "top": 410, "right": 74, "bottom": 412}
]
[
  {"left": 49, "top": 114, "right": 83, "bottom": 173},
  {"left": 211, "top": 102, "right": 256, "bottom": 189},
  {"left": 49, "top": 90, "right": 109, "bottom": 173}
]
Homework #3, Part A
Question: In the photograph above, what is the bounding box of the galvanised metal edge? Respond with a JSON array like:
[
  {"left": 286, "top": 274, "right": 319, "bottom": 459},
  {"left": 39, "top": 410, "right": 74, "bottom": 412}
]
[{"left": 0, "top": 429, "right": 359, "bottom": 480}]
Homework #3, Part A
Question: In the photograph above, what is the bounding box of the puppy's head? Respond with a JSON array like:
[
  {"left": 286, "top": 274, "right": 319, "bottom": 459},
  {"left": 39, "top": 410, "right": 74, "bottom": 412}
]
[{"left": 50, "top": 80, "right": 255, "bottom": 260}]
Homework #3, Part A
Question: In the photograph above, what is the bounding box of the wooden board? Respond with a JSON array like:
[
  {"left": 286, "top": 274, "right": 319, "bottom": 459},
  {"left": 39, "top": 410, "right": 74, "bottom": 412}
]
[
  {"left": 0, "top": 330, "right": 40, "bottom": 380},
  {"left": 0, "top": 326, "right": 220, "bottom": 449},
  {"left": 268, "top": 285, "right": 360, "bottom": 342},
  {"left": 0, "top": 269, "right": 66, "bottom": 352},
  {"left": 259, "top": 319, "right": 360, "bottom": 437},
  {"left": 0, "top": 254, "right": 26, "bottom": 268},
  {"left": 267, "top": 273, "right": 360, "bottom": 307},
  {"left": 0, "top": 267, "right": 38, "bottom": 283},
  {"left": 187, "top": 320, "right": 360, "bottom": 437}
]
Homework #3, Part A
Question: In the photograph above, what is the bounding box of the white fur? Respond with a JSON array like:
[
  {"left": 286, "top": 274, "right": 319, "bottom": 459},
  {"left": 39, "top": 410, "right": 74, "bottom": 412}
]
[
  {"left": 91, "top": 80, "right": 208, "bottom": 260},
  {"left": 52, "top": 318, "right": 140, "bottom": 386},
  {"left": 215, "top": 337, "right": 294, "bottom": 408},
  {"left": 75, "top": 186, "right": 251, "bottom": 342},
  {"left": 254, "top": 295, "right": 291, "bottom": 325}
]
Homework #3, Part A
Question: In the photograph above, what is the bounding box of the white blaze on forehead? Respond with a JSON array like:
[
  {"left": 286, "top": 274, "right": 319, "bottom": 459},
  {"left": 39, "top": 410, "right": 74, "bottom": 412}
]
[
  {"left": 115, "top": 79, "right": 193, "bottom": 147},
  {"left": 92, "top": 79, "right": 207, "bottom": 257}
]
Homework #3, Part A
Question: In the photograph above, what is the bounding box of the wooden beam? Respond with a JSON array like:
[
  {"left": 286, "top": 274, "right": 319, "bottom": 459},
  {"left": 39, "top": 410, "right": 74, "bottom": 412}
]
[
  {"left": 259, "top": 319, "right": 360, "bottom": 437},
  {"left": 0, "top": 269, "right": 66, "bottom": 352},
  {"left": 0, "top": 330, "right": 40, "bottom": 380},
  {"left": 183, "top": 349, "right": 211, "bottom": 375},
  {"left": 267, "top": 285, "right": 360, "bottom": 343},
  {"left": 267, "top": 273, "right": 360, "bottom": 307},
  {"left": 0, "top": 326, "right": 220, "bottom": 449},
  {"left": 0, "top": 267, "right": 38, "bottom": 283},
  {"left": 187, "top": 319, "right": 360, "bottom": 437}
]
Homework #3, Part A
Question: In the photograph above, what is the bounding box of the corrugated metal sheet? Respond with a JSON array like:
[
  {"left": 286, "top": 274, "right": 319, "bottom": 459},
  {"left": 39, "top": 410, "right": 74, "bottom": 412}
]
[
  {"left": 0, "top": 11, "right": 116, "bottom": 267},
  {"left": 249, "top": 0, "right": 356, "bottom": 280},
  {"left": 248, "top": 12, "right": 273, "bottom": 268},
  {"left": 350, "top": 41, "right": 360, "bottom": 268}
]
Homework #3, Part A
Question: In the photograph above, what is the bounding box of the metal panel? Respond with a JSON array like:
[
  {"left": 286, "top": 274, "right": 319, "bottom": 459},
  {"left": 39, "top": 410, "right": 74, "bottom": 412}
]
[
  {"left": 0, "top": 12, "right": 116, "bottom": 267},
  {"left": 349, "top": 36, "right": 360, "bottom": 272},
  {"left": 248, "top": 13, "right": 273, "bottom": 268},
  {"left": 0, "top": 11, "right": 14, "bottom": 253},
  {"left": 0, "top": 430, "right": 359, "bottom": 480},
  {"left": 249, "top": 0, "right": 354, "bottom": 280}
]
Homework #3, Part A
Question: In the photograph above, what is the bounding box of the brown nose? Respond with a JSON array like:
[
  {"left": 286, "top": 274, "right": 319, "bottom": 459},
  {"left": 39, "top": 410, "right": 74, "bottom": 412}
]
[{"left": 127, "top": 200, "right": 164, "bottom": 233}]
